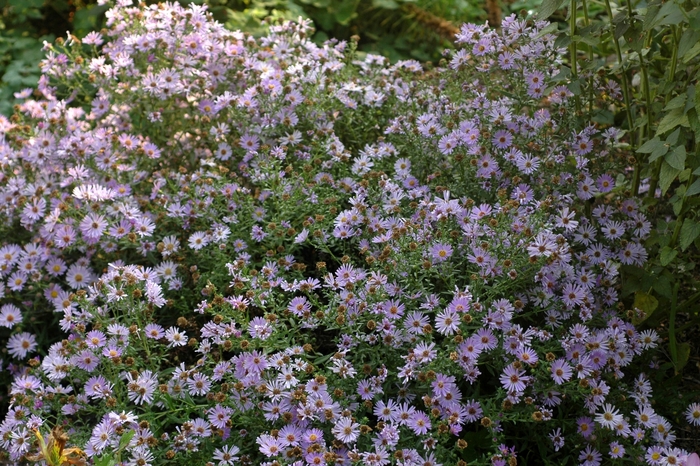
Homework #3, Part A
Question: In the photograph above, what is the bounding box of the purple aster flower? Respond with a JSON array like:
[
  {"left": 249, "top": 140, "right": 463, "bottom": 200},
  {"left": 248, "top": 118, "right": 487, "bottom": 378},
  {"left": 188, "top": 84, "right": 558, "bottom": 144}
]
[
  {"left": 0, "top": 304, "right": 22, "bottom": 328},
  {"left": 332, "top": 417, "right": 360, "bottom": 444},
  {"left": 188, "top": 373, "right": 212, "bottom": 397},
  {"left": 408, "top": 410, "right": 431, "bottom": 435},
  {"left": 125, "top": 370, "right": 157, "bottom": 405},
  {"left": 85, "top": 375, "right": 113, "bottom": 400},
  {"left": 499, "top": 364, "right": 529, "bottom": 393},
  {"left": 550, "top": 359, "right": 572, "bottom": 384},
  {"left": 492, "top": 130, "right": 512, "bottom": 149},
  {"left": 73, "top": 349, "right": 99, "bottom": 372},
  {"left": 435, "top": 309, "right": 459, "bottom": 335},
  {"left": 79, "top": 213, "right": 108, "bottom": 240},
  {"left": 7, "top": 332, "right": 37, "bottom": 359},
  {"left": 576, "top": 416, "right": 594, "bottom": 439},
  {"left": 165, "top": 327, "right": 187, "bottom": 347},
  {"left": 578, "top": 445, "right": 601, "bottom": 466},
  {"left": 248, "top": 316, "right": 273, "bottom": 340},
  {"left": 430, "top": 243, "right": 453, "bottom": 263},
  {"left": 685, "top": 402, "right": 700, "bottom": 426},
  {"left": 208, "top": 404, "right": 233, "bottom": 430},
  {"left": 213, "top": 444, "right": 240, "bottom": 465},
  {"left": 548, "top": 428, "right": 564, "bottom": 451}
]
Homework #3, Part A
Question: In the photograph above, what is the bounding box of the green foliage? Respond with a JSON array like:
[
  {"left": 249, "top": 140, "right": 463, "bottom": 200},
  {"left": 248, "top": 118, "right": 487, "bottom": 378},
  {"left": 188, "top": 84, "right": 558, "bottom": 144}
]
[{"left": 539, "top": 0, "right": 700, "bottom": 382}]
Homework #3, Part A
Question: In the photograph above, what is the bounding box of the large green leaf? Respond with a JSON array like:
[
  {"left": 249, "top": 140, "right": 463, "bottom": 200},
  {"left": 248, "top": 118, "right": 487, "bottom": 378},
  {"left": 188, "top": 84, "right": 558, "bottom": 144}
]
[
  {"left": 656, "top": 107, "right": 689, "bottom": 135},
  {"left": 665, "top": 145, "right": 686, "bottom": 170},
  {"left": 659, "top": 161, "right": 682, "bottom": 194},
  {"left": 632, "top": 291, "right": 658, "bottom": 325},
  {"left": 659, "top": 245, "right": 678, "bottom": 266},
  {"left": 334, "top": 0, "right": 360, "bottom": 24},
  {"left": 537, "top": 0, "right": 566, "bottom": 20},
  {"left": 680, "top": 219, "right": 700, "bottom": 251}
]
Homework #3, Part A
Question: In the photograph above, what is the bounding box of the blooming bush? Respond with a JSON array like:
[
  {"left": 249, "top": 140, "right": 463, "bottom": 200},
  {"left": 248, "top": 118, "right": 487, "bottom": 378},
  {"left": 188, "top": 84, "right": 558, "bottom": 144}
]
[{"left": 1, "top": 1, "right": 698, "bottom": 465}]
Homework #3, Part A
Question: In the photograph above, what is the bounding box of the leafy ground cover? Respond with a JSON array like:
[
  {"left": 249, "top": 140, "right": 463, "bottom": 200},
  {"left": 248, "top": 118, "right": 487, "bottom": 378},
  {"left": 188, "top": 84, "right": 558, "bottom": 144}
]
[{"left": 0, "top": 0, "right": 699, "bottom": 465}]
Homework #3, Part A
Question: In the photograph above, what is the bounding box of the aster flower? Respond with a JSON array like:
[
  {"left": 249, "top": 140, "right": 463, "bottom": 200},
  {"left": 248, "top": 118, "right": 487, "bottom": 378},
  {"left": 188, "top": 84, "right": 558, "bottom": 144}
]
[
  {"left": 79, "top": 212, "right": 108, "bottom": 240},
  {"left": 685, "top": 402, "right": 700, "bottom": 427},
  {"left": 435, "top": 309, "right": 459, "bottom": 335},
  {"left": 7, "top": 332, "right": 37, "bottom": 359},
  {"left": 430, "top": 243, "right": 453, "bottom": 263},
  {"left": 213, "top": 444, "right": 240, "bottom": 465},
  {"left": 125, "top": 370, "right": 157, "bottom": 405},
  {"left": 550, "top": 359, "right": 572, "bottom": 384},
  {"left": 85, "top": 375, "right": 113, "bottom": 400},
  {"left": 548, "top": 428, "right": 564, "bottom": 452},
  {"left": 0, "top": 304, "right": 22, "bottom": 328},
  {"left": 164, "top": 327, "right": 187, "bottom": 347},
  {"left": 332, "top": 417, "right": 360, "bottom": 444},
  {"left": 499, "top": 364, "right": 529, "bottom": 393},
  {"left": 595, "top": 403, "right": 623, "bottom": 430},
  {"left": 188, "top": 373, "right": 212, "bottom": 397},
  {"left": 579, "top": 445, "right": 602, "bottom": 466}
]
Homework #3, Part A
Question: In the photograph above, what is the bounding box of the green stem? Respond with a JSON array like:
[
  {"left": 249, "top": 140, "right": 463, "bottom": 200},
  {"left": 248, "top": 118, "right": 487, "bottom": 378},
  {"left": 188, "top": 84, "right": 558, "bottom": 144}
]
[
  {"left": 603, "top": 0, "right": 636, "bottom": 169},
  {"left": 669, "top": 281, "right": 679, "bottom": 371},
  {"left": 581, "top": 0, "right": 595, "bottom": 115},
  {"left": 570, "top": 0, "right": 580, "bottom": 113},
  {"left": 647, "top": 26, "right": 681, "bottom": 197}
]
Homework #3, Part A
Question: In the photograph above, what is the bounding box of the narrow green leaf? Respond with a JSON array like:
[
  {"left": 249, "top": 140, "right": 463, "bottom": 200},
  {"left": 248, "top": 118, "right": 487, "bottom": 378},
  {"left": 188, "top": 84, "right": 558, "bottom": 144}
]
[
  {"left": 660, "top": 246, "right": 678, "bottom": 266},
  {"left": 665, "top": 145, "right": 686, "bottom": 170},
  {"left": 680, "top": 219, "right": 700, "bottom": 251},
  {"left": 537, "top": 0, "right": 566, "bottom": 20},
  {"left": 660, "top": 161, "right": 681, "bottom": 194}
]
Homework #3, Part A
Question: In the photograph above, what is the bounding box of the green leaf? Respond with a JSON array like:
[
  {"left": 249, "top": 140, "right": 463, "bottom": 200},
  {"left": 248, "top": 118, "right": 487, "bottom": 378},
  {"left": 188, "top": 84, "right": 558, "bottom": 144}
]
[
  {"left": 660, "top": 161, "right": 682, "bottom": 194},
  {"left": 632, "top": 291, "right": 658, "bottom": 325},
  {"left": 674, "top": 342, "right": 690, "bottom": 374},
  {"left": 335, "top": 0, "right": 360, "bottom": 24},
  {"left": 686, "top": 178, "right": 700, "bottom": 197},
  {"left": 679, "top": 28, "right": 700, "bottom": 59},
  {"left": 637, "top": 136, "right": 663, "bottom": 153},
  {"left": 372, "top": 0, "right": 399, "bottom": 8},
  {"left": 656, "top": 107, "right": 689, "bottom": 135},
  {"left": 537, "top": 0, "right": 566, "bottom": 19},
  {"left": 643, "top": 0, "right": 663, "bottom": 31},
  {"left": 660, "top": 245, "right": 678, "bottom": 266},
  {"left": 118, "top": 429, "right": 136, "bottom": 450},
  {"left": 665, "top": 145, "right": 686, "bottom": 170},
  {"left": 664, "top": 94, "right": 686, "bottom": 111},
  {"left": 666, "top": 127, "right": 681, "bottom": 145},
  {"left": 680, "top": 219, "right": 700, "bottom": 251},
  {"left": 683, "top": 42, "right": 700, "bottom": 63},
  {"left": 656, "top": 1, "right": 686, "bottom": 27}
]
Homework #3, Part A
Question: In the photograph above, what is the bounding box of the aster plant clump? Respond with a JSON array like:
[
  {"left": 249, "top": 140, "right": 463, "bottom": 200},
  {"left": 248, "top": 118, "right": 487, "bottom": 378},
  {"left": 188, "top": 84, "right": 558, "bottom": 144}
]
[{"left": 0, "top": 1, "right": 697, "bottom": 465}]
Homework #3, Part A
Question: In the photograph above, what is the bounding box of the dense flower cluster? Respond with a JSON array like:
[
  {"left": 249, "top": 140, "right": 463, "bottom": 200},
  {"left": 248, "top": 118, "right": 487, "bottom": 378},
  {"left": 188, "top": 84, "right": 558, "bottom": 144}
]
[{"left": 0, "top": 1, "right": 697, "bottom": 465}]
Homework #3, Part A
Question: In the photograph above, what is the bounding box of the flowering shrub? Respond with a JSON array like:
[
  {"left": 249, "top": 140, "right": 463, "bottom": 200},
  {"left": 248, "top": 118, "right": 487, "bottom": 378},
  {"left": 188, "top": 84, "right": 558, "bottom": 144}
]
[{"left": 1, "top": 2, "right": 698, "bottom": 465}]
